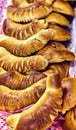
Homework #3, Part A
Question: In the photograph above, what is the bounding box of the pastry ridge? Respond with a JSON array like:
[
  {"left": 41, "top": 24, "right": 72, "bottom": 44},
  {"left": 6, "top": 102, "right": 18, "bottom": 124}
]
[
  {"left": 6, "top": 4, "right": 52, "bottom": 22},
  {"left": 0, "top": 47, "right": 48, "bottom": 73},
  {"left": 37, "top": 41, "right": 75, "bottom": 63},
  {"left": 3, "top": 19, "right": 48, "bottom": 40},
  {"left": 6, "top": 74, "right": 62, "bottom": 130},
  {"left": 0, "top": 25, "right": 71, "bottom": 57},
  {"left": 0, "top": 78, "right": 46, "bottom": 110},
  {"left": 0, "top": 69, "right": 46, "bottom": 90}
]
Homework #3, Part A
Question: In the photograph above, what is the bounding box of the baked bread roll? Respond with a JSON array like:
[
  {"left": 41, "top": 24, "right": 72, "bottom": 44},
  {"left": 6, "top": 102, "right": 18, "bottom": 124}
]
[
  {"left": 0, "top": 26, "right": 71, "bottom": 56},
  {"left": 62, "top": 107, "right": 76, "bottom": 130},
  {"left": 0, "top": 47, "right": 48, "bottom": 73},
  {"left": 37, "top": 41, "right": 75, "bottom": 63},
  {"left": 0, "top": 78, "right": 46, "bottom": 110},
  {"left": 3, "top": 19, "right": 48, "bottom": 40},
  {"left": 52, "top": 0, "right": 75, "bottom": 16},
  {"left": 62, "top": 77, "right": 76, "bottom": 114},
  {"left": 6, "top": 3, "right": 52, "bottom": 22},
  {"left": 0, "top": 69, "right": 46, "bottom": 90},
  {"left": 45, "top": 12, "right": 70, "bottom": 26},
  {"left": 6, "top": 74, "right": 62, "bottom": 130},
  {"left": 44, "top": 61, "right": 69, "bottom": 78}
]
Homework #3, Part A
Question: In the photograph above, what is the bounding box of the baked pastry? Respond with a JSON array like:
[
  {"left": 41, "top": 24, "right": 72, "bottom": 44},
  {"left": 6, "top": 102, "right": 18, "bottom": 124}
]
[
  {"left": 0, "top": 78, "right": 46, "bottom": 110},
  {"left": 6, "top": 74, "right": 62, "bottom": 130},
  {"left": 3, "top": 19, "right": 48, "bottom": 40},
  {"left": 44, "top": 61, "right": 69, "bottom": 78},
  {"left": 62, "top": 107, "right": 76, "bottom": 130},
  {"left": 46, "top": 25, "right": 71, "bottom": 41},
  {"left": 12, "top": 0, "right": 34, "bottom": 8},
  {"left": 52, "top": 0, "right": 75, "bottom": 16},
  {"left": 37, "top": 41, "right": 75, "bottom": 63},
  {"left": 62, "top": 77, "right": 76, "bottom": 114},
  {"left": 0, "top": 26, "right": 71, "bottom": 56},
  {"left": 12, "top": 0, "right": 54, "bottom": 8},
  {"left": 0, "top": 67, "right": 6, "bottom": 74},
  {"left": 0, "top": 69, "right": 46, "bottom": 90},
  {"left": 0, "top": 28, "right": 55, "bottom": 56},
  {"left": 45, "top": 12, "right": 70, "bottom": 26},
  {"left": 6, "top": 3, "right": 52, "bottom": 22},
  {"left": 0, "top": 47, "right": 48, "bottom": 73}
]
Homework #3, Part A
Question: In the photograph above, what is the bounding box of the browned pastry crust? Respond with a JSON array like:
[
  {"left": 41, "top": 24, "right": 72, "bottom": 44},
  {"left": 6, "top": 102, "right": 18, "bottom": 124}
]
[
  {"left": 47, "top": 25, "right": 71, "bottom": 41},
  {"left": 45, "top": 12, "right": 70, "bottom": 26},
  {"left": 37, "top": 41, "right": 75, "bottom": 63},
  {"left": 0, "top": 78, "right": 46, "bottom": 110},
  {"left": 0, "top": 69, "right": 46, "bottom": 90},
  {"left": 62, "top": 77, "right": 76, "bottom": 114},
  {"left": 12, "top": 0, "right": 35, "bottom": 8},
  {"left": 6, "top": 3, "right": 52, "bottom": 22},
  {"left": 0, "top": 29, "right": 55, "bottom": 57},
  {"left": 6, "top": 74, "right": 62, "bottom": 130},
  {"left": 0, "top": 61, "right": 69, "bottom": 90},
  {"left": 12, "top": 0, "right": 54, "bottom": 8},
  {"left": 0, "top": 67, "right": 6, "bottom": 74},
  {"left": 62, "top": 107, "right": 76, "bottom": 130},
  {"left": 44, "top": 61, "right": 69, "bottom": 78},
  {"left": 52, "top": 0, "right": 75, "bottom": 16},
  {"left": 3, "top": 19, "right": 48, "bottom": 40},
  {"left": 0, "top": 47, "right": 48, "bottom": 73},
  {"left": 0, "top": 25, "right": 71, "bottom": 56}
]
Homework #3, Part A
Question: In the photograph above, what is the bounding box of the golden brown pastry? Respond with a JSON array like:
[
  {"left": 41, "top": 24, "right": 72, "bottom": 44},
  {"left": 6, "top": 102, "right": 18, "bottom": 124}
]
[
  {"left": 0, "top": 26, "right": 71, "bottom": 56},
  {"left": 62, "top": 77, "right": 76, "bottom": 114},
  {"left": 0, "top": 67, "right": 6, "bottom": 74},
  {"left": 45, "top": 12, "right": 70, "bottom": 26},
  {"left": 0, "top": 78, "right": 46, "bottom": 110},
  {"left": 3, "top": 19, "right": 48, "bottom": 40},
  {"left": 12, "top": 0, "right": 34, "bottom": 8},
  {"left": 44, "top": 61, "right": 69, "bottom": 78},
  {"left": 62, "top": 107, "right": 76, "bottom": 130},
  {"left": 6, "top": 3, "right": 52, "bottom": 22},
  {"left": 12, "top": 0, "right": 54, "bottom": 8},
  {"left": 52, "top": 0, "right": 75, "bottom": 16},
  {"left": 47, "top": 25, "right": 71, "bottom": 41},
  {"left": 0, "top": 69, "right": 46, "bottom": 90},
  {"left": 37, "top": 41, "right": 75, "bottom": 63},
  {"left": 0, "top": 29, "right": 54, "bottom": 57},
  {"left": 0, "top": 47, "right": 48, "bottom": 73},
  {"left": 6, "top": 74, "right": 62, "bottom": 130}
]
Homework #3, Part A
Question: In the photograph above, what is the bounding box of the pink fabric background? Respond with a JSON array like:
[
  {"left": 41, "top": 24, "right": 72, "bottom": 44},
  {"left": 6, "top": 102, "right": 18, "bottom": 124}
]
[{"left": 0, "top": 1, "right": 76, "bottom": 130}]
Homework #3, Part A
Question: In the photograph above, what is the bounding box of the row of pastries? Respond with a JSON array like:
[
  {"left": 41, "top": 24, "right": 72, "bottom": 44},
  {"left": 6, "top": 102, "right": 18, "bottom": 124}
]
[{"left": 0, "top": 0, "right": 76, "bottom": 130}]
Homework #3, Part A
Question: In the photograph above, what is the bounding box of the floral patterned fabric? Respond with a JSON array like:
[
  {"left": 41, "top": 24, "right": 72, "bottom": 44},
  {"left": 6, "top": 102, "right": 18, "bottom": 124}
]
[{"left": 0, "top": 1, "right": 76, "bottom": 130}]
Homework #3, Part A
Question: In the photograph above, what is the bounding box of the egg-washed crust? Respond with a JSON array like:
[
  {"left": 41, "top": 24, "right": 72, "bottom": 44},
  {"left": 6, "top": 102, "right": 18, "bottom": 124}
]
[
  {"left": 6, "top": 3, "right": 52, "bottom": 23},
  {"left": 6, "top": 74, "right": 62, "bottom": 130},
  {"left": 62, "top": 107, "right": 76, "bottom": 130},
  {"left": 44, "top": 61, "right": 69, "bottom": 78},
  {"left": 62, "top": 77, "right": 76, "bottom": 114},
  {"left": 37, "top": 41, "right": 75, "bottom": 63},
  {"left": 12, "top": 0, "right": 54, "bottom": 8},
  {"left": 0, "top": 69, "right": 46, "bottom": 90},
  {"left": 52, "top": 0, "right": 75, "bottom": 16},
  {"left": 0, "top": 47, "right": 48, "bottom": 73},
  {"left": 3, "top": 19, "right": 48, "bottom": 40},
  {"left": 45, "top": 12, "right": 70, "bottom": 26},
  {"left": 0, "top": 25, "right": 71, "bottom": 57},
  {"left": 0, "top": 78, "right": 46, "bottom": 110}
]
